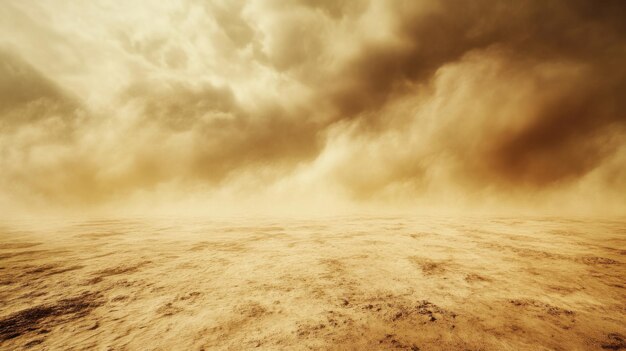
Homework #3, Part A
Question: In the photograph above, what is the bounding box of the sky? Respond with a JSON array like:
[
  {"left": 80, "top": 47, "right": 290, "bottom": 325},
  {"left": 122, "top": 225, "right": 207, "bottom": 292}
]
[{"left": 1, "top": 0, "right": 625, "bottom": 217}]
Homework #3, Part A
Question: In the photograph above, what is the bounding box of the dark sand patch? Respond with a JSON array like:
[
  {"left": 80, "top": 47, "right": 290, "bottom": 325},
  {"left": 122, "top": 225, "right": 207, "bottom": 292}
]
[{"left": 0, "top": 292, "right": 103, "bottom": 341}]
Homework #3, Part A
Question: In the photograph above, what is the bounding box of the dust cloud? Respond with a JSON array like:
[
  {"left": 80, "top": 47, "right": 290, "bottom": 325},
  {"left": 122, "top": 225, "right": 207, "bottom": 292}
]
[{"left": 1, "top": 0, "right": 625, "bottom": 216}]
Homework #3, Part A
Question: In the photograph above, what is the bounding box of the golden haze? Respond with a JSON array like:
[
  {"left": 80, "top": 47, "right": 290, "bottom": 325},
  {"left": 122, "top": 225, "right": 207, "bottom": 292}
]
[{"left": 0, "top": 0, "right": 625, "bottom": 217}]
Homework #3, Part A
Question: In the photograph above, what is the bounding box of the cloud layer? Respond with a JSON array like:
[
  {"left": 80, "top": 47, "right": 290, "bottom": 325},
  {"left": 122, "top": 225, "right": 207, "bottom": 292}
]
[{"left": 1, "top": 0, "right": 625, "bottom": 216}]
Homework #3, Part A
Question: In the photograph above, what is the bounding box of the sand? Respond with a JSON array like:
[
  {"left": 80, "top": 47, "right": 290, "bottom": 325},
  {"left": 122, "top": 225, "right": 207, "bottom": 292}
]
[{"left": 0, "top": 216, "right": 624, "bottom": 350}]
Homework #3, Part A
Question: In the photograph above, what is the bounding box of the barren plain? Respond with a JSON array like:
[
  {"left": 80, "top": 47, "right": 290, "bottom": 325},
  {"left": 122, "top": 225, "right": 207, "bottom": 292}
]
[{"left": 0, "top": 216, "right": 624, "bottom": 350}]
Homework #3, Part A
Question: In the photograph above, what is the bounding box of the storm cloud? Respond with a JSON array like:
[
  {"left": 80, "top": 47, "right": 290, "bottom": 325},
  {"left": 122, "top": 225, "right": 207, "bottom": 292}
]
[{"left": 1, "top": 0, "right": 625, "bottom": 215}]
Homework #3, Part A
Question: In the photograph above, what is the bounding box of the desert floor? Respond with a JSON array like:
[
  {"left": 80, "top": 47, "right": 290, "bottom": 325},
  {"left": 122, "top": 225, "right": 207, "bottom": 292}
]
[{"left": 0, "top": 216, "right": 624, "bottom": 350}]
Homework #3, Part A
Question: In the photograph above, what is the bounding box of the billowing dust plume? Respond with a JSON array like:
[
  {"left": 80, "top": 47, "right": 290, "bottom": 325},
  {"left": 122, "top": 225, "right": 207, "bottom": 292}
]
[{"left": 1, "top": 0, "right": 625, "bottom": 216}]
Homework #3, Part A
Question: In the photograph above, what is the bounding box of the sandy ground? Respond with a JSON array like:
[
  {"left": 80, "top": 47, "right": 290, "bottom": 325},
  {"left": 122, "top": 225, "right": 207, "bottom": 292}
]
[{"left": 0, "top": 216, "right": 624, "bottom": 350}]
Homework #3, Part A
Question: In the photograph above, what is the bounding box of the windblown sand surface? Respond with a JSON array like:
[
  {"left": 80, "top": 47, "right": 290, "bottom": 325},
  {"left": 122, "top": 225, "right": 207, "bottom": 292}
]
[{"left": 0, "top": 216, "right": 624, "bottom": 350}]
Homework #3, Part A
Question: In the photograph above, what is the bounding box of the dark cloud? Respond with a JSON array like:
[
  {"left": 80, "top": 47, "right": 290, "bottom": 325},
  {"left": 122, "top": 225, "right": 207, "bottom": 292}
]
[
  {"left": 487, "top": 69, "right": 626, "bottom": 186},
  {"left": 0, "top": 51, "right": 80, "bottom": 130},
  {"left": 317, "top": 0, "right": 626, "bottom": 194},
  {"left": 324, "top": 0, "right": 626, "bottom": 118}
]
